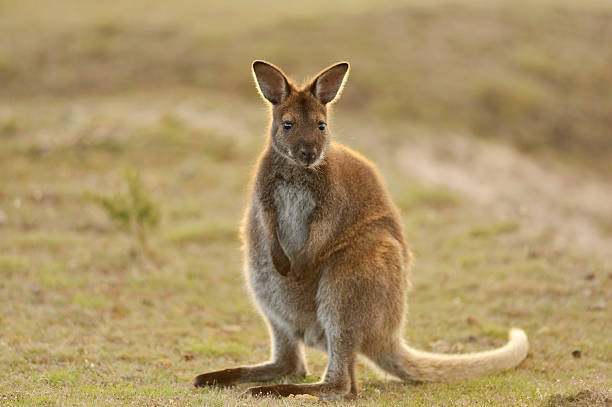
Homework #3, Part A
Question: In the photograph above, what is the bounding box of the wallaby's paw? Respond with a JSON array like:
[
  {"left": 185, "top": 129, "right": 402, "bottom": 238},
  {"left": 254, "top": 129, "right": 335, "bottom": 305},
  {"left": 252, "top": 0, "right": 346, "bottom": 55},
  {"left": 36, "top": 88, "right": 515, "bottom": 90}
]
[
  {"left": 289, "top": 251, "right": 311, "bottom": 275},
  {"left": 271, "top": 247, "right": 291, "bottom": 276}
]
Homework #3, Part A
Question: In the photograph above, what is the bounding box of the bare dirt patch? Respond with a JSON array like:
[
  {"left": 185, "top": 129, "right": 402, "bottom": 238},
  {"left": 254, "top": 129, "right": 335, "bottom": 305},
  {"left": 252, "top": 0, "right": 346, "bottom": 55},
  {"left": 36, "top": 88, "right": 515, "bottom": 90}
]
[
  {"left": 397, "top": 133, "right": 612, "bottom": 258},
  {"left": 544, "top": 389, "right": 612, "bottom": 407}
]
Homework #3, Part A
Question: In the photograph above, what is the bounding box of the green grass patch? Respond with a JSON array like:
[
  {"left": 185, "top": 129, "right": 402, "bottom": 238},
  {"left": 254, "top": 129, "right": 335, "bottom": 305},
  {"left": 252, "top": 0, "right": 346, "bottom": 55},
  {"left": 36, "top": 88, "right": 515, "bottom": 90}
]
[
  {"left": 188, "top": 342, "right": 250, "bottom": 360},
  {"left": 479, "top": 324, "right": 510, "bottom": 341},
  {"left": 0, "top": 116, "right": 20, "bottom": 137},
  {"left": 1, "top": 232, "right": 79, "bottom": 250},
  {"left": 138, "top": 114, "right": 242, "bottom": 161},
  {"left": 0, "top": 255, "right": 29, "bottom": 276},
  {"left": 396, "top": 183, "right": 461, "bottom": 211},
  {"left": 469, "top": 221, "right": 520, "bottom": 239},
  {"left": 46, "top": 368, "right": 80, "bottom": 386},
  {"left": 72, "top": 293, "right": 110, "bottom": 309},
  {"left": 163, "top": 220, "right": 238, "bottom": 244},
  {"left": 37, "top": 261, "right": 82, "bottom": 289}
]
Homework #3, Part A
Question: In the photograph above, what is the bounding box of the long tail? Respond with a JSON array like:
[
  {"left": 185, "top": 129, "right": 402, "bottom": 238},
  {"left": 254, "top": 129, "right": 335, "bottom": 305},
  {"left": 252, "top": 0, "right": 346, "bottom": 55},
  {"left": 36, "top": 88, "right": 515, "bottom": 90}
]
[{"left": 378, "top": 328, "right": 528, "bottom": 381}]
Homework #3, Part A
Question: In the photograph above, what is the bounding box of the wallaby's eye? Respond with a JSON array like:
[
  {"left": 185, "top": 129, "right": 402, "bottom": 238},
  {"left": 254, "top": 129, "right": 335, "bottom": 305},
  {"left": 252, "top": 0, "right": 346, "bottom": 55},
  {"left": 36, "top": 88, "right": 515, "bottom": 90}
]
[
  {"left": 282, "top": 122, "right": 293, "bottom": 131},
  {"left": 318, "top": 122, "right": 327, "bottom": 131}
]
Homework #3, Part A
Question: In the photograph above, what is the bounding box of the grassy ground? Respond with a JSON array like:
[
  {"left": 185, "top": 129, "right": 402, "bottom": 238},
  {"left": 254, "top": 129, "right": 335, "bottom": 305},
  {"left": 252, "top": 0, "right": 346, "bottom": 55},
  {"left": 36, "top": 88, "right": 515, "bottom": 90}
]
[{"left": 1, "top": 1, "right": 611, "bottom": 406}]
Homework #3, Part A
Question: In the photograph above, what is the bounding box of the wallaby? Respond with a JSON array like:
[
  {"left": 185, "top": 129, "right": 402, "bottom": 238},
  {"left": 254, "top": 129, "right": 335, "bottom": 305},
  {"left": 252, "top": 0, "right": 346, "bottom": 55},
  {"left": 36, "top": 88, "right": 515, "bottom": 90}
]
[{"left": 192, "top": 61, "right": 529, "bottom": 400}]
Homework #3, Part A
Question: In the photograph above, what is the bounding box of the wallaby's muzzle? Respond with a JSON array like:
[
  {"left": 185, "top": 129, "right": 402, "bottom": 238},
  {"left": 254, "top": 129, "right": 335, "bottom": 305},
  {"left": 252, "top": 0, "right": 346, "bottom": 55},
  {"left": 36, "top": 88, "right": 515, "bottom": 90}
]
[{"left": 298, "top": 146, "right": 317, "bottom": 166}]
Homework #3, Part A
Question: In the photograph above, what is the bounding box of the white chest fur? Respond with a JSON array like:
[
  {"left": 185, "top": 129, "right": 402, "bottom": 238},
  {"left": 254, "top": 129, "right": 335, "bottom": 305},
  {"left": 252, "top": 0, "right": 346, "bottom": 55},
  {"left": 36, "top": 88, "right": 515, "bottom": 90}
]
[{"left": 273, "top": 180, "right": 315, "bottom": 256}]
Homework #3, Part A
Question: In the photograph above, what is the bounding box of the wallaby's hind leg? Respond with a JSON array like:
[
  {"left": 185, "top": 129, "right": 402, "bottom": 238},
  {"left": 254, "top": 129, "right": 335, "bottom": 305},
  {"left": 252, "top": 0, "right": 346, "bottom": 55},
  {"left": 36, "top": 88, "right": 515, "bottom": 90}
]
[
  {"left": 192, "top": 320, "right": 307, "bottom": 387},
  {"left": 243, "top": 233, "right": 407, "bottom": 399},
  {"left": 244, "top": 262, "right": 364, "bottom": 400},
  {"left": 244, "top": 335, "right": 356, "bottom": 400}
]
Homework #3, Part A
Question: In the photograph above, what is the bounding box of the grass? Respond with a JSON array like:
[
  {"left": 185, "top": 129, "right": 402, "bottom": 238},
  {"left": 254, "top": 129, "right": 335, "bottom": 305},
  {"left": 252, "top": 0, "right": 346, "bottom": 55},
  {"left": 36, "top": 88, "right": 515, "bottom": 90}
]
[
  {"left": 1, "top": 91, "right": 609, "bottom": 406},
  {"left": 1, "top": 1, "right": 611, "bottom": 406}
]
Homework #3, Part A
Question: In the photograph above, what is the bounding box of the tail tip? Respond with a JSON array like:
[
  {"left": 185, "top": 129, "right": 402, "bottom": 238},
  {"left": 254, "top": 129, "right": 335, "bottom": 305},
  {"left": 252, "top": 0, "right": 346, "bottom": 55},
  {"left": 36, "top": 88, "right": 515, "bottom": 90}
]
[
  {"left": 509, "top": 328, "right": 529, "bottom": 356},
  {"left": 509, "top": 328, "right": 527, "bottom": 341}
]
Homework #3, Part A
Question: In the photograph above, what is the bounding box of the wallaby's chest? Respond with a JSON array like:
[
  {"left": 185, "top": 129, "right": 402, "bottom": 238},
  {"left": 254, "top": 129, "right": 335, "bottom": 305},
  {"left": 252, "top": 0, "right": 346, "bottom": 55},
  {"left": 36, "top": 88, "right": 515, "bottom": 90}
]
[{"left": 273, "top": 180, "right": 315, "bottom": 256}]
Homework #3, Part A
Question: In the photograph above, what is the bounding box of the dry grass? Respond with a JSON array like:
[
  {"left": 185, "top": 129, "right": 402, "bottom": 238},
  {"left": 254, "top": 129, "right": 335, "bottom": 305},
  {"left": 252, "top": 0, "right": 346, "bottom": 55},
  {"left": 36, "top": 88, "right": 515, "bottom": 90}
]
[{"left": 1, "top": 1, "right": 611, "bottom": 405}]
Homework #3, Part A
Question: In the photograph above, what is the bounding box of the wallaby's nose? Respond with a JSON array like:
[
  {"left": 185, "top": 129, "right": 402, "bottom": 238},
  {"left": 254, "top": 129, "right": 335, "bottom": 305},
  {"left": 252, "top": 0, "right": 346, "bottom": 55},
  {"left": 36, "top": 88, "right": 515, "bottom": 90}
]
[{"left": 300, "top": 147, "right": 317, "bottom": 165}]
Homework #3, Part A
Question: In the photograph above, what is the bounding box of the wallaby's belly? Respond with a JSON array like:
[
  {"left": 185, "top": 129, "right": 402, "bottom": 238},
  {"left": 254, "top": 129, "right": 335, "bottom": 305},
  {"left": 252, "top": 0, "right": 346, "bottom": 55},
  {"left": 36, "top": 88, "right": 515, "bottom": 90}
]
[
  {"left": 247, "top": 258, "right": 321, "bottom": 339},
  {"left": 245, "top": 191, "right": 322, "bottom": 342}
]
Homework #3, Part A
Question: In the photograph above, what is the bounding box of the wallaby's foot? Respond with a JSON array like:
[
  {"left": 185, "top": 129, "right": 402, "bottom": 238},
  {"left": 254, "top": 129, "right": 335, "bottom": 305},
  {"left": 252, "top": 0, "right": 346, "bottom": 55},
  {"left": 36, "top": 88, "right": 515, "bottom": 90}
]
[
  {"left": 192, "top": 368, "right": 245, "bottom": 388},
  {"left": 192, "top": 360, "right": 307, "bottom": 389},
  {"left": 243, "top": 382, "right": 354, "bottom": 401}
]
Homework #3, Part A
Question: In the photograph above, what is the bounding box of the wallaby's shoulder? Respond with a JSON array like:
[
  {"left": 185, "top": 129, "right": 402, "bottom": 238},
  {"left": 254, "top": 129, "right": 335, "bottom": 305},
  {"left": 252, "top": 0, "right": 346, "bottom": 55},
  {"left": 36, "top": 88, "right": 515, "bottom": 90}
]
[
  {"left": 329, "top": 142, "right": 381, "bottom": 177},
  {"left": 328, "top": 141, "right": 393, "bottom": 198}
]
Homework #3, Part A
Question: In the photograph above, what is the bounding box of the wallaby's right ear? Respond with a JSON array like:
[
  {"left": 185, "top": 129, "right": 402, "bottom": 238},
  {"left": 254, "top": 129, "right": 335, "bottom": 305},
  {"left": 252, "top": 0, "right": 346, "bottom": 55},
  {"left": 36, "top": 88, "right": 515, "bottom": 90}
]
[{"left": 252, "top": 61, "right": 290, "bottom": 105}]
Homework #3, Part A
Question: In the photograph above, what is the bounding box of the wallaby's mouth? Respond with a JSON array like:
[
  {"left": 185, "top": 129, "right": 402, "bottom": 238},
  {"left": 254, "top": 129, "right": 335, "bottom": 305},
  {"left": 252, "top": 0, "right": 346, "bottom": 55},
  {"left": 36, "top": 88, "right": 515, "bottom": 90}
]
[
  {"left": 296, "top": 150, "right": 325, "bottom": 168},
  {"left": 296, "top": 159, "right": 318, "bottom": 169},
  {"left": 304, "top": 151, "right": 327, "bottom": 169},
  {"left": 298, "top": 157, "right": 318, "bottom": 168},
  {"left": 305, "top": 143, "right": 329, "bottom": 169},
  {"left": 276, "top": 141, "right": 326, "bottom": 169},
  {"left": 286, "top": 148, "right": 320, "bottom": 168}
]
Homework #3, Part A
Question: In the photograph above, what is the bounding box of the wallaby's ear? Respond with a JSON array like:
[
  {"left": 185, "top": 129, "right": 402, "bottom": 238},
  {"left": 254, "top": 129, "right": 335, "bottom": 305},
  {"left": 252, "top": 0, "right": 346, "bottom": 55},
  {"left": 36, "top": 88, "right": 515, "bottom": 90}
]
[
  {"left": 310, "top": 62, "right": 350, "bottom": 104},
  {"left": 252, "top": 60, "right": 290, "bottom": 105}
]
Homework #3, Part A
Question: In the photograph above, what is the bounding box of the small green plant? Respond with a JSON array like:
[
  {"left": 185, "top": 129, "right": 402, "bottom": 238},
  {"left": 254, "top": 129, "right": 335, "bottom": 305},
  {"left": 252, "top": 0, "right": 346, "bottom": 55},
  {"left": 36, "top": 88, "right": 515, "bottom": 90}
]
[{"left": 88, "top": 169, "right": 160, "bottom": 260}]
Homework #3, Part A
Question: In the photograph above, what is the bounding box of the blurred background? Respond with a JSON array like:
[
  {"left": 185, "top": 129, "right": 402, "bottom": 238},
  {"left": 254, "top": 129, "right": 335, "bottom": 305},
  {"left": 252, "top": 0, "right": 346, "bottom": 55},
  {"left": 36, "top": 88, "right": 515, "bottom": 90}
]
[
  {"left": 3, "top": 0, "right": 612, "bottom": 172},
  {"left": 1, "top": 1, "right": 611, "bottom": 405}
]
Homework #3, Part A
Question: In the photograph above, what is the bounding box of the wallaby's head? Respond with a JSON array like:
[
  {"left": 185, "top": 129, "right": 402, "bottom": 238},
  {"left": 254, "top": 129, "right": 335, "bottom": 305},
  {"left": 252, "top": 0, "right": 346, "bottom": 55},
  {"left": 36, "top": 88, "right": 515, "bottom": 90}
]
[{"left": 252, "top": 61, "right": 349, "bottom": 168}]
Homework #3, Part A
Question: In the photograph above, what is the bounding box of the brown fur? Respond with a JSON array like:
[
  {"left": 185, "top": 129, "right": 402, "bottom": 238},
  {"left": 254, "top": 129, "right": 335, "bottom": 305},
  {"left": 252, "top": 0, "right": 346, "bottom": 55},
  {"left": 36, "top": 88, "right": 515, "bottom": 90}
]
[{"left": 192, "top": 61, "right": 529, "bottom": 401}]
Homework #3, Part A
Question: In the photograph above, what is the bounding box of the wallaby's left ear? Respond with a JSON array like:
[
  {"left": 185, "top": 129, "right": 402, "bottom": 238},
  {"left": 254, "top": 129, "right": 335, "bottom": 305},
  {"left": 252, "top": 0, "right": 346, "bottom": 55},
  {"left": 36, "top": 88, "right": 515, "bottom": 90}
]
[
  {"left": 252, "top": 60, "right": 291, "bottom": 105},
  {"left": 310, "top": 62, "right": 350, "bottom": 104}
]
